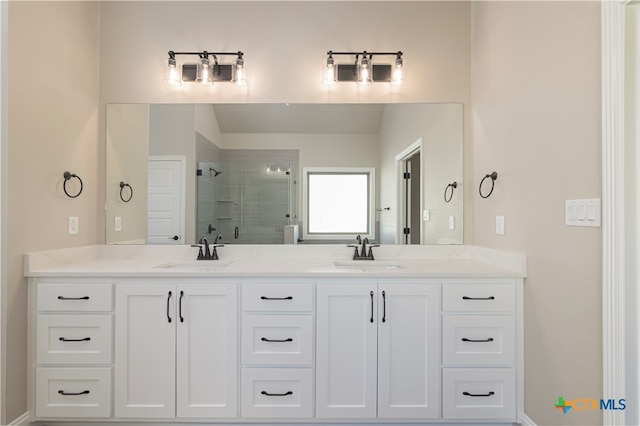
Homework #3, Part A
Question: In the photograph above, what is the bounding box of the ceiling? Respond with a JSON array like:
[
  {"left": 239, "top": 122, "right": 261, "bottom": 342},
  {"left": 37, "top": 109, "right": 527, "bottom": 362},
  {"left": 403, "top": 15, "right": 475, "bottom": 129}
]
[{"left": 212, "top": 103, "right": 386, "bottom": 134}]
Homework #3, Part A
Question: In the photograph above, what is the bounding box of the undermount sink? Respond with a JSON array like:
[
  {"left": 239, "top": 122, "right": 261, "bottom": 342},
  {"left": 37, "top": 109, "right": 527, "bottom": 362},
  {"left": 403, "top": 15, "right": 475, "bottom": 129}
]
[
  {"left": 333, "top": 260, "right": 404, "bottom": 270},
  {"left": 154, "top": 260, "right": 234, "bottom": 271}
]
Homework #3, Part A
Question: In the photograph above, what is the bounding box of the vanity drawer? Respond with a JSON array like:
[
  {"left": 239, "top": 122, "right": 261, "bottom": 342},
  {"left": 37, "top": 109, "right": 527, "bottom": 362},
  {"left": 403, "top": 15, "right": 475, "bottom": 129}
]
[
  {"left": 35, "top": 367, "right": 112, "bottom": 418},
  {"left": 242, "top": 283, "right": 312, "bottom": 312},
  {"left": 37, "top": 283, "right": 112, "bottom": 312},
  {"left": 442, "top": 283, "right": 514, "bottom": 312},
  {"left": 442, "top": 315, "right": 514, "bottom": 365},
  {"left": 442, "top": 368, "right": 516, "bottom": 420},
  {"left": 242, "top": 315, "right": 312, "bottom": 365},
  {"left": 241, "top": 368, "right": 312, "bottom": 418},
  {"left": 37, "top": 315, "right": 112, "bottom": 365}
]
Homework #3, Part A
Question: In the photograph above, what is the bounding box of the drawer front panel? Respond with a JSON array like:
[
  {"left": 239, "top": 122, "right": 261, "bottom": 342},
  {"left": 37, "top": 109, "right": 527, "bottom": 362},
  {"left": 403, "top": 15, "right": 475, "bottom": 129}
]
[
  {"left": 35, "top": 367, "right": 112, "bottom": 418},
  {"left": 442, "top": 368, "right": 516, "bottom": 420},
  {"left": 442, "top": 283, "right": 514, "bottom": 312},
  {"left": 241, "top": 368, "right": 312, "bottom": 418},
  {"left": 443, "top": 315, "right": 515, "bottom": 365},
  {"left": 37, "top": 283, "right": 112, "bottom": 312},
  {"left": 37, "top": 315, "right": 112, "bottom": 365},
  {"left": 242, "top": 315, "right": 312, "bottom": 365},
  {"left": 242, "top": 283, "right": 312, "bottom": 312}
]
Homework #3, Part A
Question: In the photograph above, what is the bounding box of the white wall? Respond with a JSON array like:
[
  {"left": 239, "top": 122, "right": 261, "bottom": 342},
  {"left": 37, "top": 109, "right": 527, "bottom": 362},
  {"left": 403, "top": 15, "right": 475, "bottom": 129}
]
[
  {"left": 6, "top": 2, "right": 101, "bottom": 422},
  {"left": 471, "top": 2, "right": 601, "bottom": 425}
]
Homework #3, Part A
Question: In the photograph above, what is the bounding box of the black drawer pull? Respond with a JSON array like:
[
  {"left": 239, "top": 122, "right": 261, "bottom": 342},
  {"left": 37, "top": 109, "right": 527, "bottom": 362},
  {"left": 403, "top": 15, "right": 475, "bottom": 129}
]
[
  {"left": 461, "top": 337, "right": 494, "bottom": 343},
  {"left": 261, "top": 390, "right": 293, "bottom": 397},
  {"left": 463, "top": 391, "right": 495, "bottom": 397},
  {"left": 260, "top": 296, "right": 293, "bottom": 300},
  {"left": 59, "top": 337, "right": 91, "bottom": 342},
  {"left": 462, "top": 296, "right": 495, "bottom": 301},
  {"left": 58, "top": 390, "right": 90, "bottom": 396},
  {"left": 57, "top": 296, "right": 90, "bottom": 300},
  {"left": 260, "top": 337, "right": 293, "bottom": 343},
  {"left": 370, "top": 291, "right": 374, "bottom": 323},
  {"left": 167, "top": 291, "right": 173, "bottom": 323}
]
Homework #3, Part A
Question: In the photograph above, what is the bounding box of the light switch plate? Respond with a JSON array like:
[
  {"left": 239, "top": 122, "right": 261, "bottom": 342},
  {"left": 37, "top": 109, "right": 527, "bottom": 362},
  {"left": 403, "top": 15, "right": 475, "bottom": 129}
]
[
  {"left": 68, "top": 216, "right": 79, "bottom": 235},
  {"left": 448, "top": 216, "right": 455, "bottom": 230},
  {"left": 566, "top": 198, "right": 601, "bottom": 227},
  {"left": 423, "top": 209, "right": 430, "bottom": 221},
  {"left": 496, "top": 215, "right": 505, "bottom": 235},
  {"left": 115, "top": 216, "right": 122, "bottom": 232}
]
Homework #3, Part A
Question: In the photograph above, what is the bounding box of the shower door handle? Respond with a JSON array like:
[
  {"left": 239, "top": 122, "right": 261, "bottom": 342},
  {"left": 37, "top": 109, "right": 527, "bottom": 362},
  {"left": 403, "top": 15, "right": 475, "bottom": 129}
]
[{"left": 234, "top": 226, "right": 239, "bottom": 239}]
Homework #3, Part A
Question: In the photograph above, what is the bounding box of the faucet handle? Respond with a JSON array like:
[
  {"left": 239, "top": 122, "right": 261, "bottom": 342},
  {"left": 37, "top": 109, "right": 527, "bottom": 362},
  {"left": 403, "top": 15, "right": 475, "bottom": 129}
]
[{"left": 190, "top": 244, "right": 205, "bottom": 259}]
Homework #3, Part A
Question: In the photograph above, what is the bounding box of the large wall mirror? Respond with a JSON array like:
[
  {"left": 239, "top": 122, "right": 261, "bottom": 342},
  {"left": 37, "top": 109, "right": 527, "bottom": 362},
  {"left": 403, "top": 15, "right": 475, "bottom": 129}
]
[{"left": 105, "top": 103, "right": 463, "bottom": 245}]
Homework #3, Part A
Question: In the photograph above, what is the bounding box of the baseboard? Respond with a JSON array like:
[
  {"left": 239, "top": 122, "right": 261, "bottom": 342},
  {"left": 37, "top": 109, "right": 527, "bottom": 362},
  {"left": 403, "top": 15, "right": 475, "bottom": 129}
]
[
  {"left": 7, "top": 412, "right": 30, "bottom": 426},
  {"left": 520, "top": 413, "right": 537, "bottom": 426}
]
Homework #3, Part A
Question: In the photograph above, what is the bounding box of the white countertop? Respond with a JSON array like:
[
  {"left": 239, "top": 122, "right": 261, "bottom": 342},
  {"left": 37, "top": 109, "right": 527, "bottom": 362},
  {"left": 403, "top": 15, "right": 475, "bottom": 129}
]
[{"left": 24, "top": 244, "right": 526, "bottom": 279}]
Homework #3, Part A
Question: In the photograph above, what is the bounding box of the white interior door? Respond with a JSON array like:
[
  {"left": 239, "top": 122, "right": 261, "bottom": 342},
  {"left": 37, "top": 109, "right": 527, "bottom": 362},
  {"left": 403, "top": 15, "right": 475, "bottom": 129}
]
[{"left": 148, "top": 156, "right": 185, "bottom": 244}]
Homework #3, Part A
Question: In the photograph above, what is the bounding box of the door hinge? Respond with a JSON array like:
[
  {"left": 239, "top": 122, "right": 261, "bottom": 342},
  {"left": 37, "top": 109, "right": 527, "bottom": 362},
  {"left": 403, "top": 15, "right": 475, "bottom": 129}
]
[
  {"left": 403, "top": 227, "right": 411, "bottom": 235},
  {"left": 403, "top": 172, "right": 411, "bottom": 179}
]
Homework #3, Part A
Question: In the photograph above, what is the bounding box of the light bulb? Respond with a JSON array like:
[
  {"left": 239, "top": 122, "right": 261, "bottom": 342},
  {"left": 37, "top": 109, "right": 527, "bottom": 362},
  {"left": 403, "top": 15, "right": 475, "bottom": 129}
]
[
  {"left": 233, "top": 56, "right": 248, "bottom": 87},
  {"left": 163, "top": 54, "right": 181, "bottom": 85},
  {"left": 322, "top": 55, "right": 337, "bottom": 86},
  {"left": 358, "top": 56, "right": 372, "bottom": 85},
  {"left": 197, "top": 56, "right": 213, "bottom": 86},
  {"left": 391, "top": 55, "right": 405, "bottom": 86}
]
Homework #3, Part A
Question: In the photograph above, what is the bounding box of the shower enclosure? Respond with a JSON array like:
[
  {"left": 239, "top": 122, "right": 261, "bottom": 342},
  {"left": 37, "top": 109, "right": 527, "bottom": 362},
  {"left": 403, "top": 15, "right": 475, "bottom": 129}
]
[{"left": 197, "top": 161, "right": 297, "bottom": 244}]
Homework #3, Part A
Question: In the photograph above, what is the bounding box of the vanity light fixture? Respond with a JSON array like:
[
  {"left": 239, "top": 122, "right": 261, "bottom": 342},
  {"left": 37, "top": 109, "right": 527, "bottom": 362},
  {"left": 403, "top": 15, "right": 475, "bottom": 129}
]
[
  {"left": 164, "top": 50, "right": 247, "bottom": 87},
  {"left": 322, "top": 50, "right": 405, "bottom": 86}
]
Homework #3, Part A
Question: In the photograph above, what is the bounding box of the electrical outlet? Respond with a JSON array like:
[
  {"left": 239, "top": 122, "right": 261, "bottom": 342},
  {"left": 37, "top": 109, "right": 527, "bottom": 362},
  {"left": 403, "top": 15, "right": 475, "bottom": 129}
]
[
  {"left": 496, "top": 215, "right": 505, "bottom": 235},
  {"left": 115, "top": 216, "right": 122, "bottom": 232},
  {"left": 68, "top": 216, "right": 79, "bottom": 235},
  {"left": 448, "top": 216, "right": 455, "bottom": 230},
  {"left": 423, "top": 209, "right": 430, "bottom": 221}
]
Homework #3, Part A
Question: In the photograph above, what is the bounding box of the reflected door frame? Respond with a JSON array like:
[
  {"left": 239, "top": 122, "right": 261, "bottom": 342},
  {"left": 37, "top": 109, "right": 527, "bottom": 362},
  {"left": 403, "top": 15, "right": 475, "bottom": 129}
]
[{"left": 395, "top": 138, "right": 423, "bottom": 245}]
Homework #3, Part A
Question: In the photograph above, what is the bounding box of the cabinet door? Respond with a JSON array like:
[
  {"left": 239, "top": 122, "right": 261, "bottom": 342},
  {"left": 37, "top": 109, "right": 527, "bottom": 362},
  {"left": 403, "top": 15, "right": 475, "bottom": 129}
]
[
  {"left": 377, "top": 284, "right": 440, "bottom": 418},
  {"left": 316, "top": 284, "right": 377, "bottom": 418},
  {"left": 176, "top": 283, "right": 237, "bottom": 418},
  {"left": 115, "top": 283, "right": 176, "bottom": 418}
]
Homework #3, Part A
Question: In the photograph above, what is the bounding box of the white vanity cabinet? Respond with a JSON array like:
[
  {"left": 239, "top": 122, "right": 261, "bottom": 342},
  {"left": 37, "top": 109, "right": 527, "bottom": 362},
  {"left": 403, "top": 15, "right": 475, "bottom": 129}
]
[
  {"left": 316, "top": 282, "right": 440, "bottom": 419},
  {"left": 32, "top": 281, "right": 113, "bottom": 419},
  {"left": 114, "top": 281, "right": 237, "bottom": 419},
  {"left": 240, "top": 282, "right": 314, "bottom": 418}
]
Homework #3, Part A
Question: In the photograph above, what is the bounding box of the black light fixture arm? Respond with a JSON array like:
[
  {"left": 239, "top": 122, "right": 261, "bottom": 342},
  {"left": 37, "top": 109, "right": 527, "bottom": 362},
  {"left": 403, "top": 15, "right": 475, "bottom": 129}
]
[
  {"left": 327, "top": 50, "right": 402, "bottom": 58},
  {"left": 168, "top": 50, "right": 244, "bottom": 58}
]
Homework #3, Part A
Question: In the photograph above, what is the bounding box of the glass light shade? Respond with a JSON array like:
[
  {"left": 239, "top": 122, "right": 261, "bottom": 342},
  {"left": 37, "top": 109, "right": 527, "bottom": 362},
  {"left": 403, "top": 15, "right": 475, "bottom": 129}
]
[
  {"left": 321, "top": 56, "right": 337, "bottom": 86},
  {"left": 358, "top": 56, "right": 373, "bottom": 85},
  {"left": 163, "top": 57, "right": 181, "bottom": 86},
  {"left": 196, "top": 57, "right": 213, "bottom": 86},
  {"left": 391, "top": 56, "right": 405, "bottom": 86},
  {"left": 232, "top": 57, "right": 248, "bottom": 87}
]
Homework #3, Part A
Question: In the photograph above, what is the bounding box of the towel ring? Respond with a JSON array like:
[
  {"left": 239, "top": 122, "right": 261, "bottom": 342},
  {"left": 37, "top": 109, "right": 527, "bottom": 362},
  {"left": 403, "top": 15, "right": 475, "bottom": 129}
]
[
  {"left": 444, "top": 182, "right": 457, "bottom": 203},
  {"left": 119, "top": 182, "right": 133, "bottom": 202},
  {"left": 479, "top": 172, "right": 498, "bottom": 199},
  {"left": 63, "top": 171, "right": 83, "bottom": 198}
]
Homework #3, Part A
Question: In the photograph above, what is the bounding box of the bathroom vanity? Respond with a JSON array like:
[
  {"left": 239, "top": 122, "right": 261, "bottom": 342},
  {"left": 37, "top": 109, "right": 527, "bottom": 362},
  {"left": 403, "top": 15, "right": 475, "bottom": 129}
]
[{"left": 25, "top": 244, "right": 526, "bottom": 425}]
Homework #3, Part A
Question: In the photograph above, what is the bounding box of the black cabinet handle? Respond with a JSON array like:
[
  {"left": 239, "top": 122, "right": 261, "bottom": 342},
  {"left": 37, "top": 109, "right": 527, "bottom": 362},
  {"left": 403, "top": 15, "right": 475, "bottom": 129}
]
[
  {"left": 381, "top": 291, "right": 386, "bottom": 323},
  {"left": 179, "top": 290, "right": 184, "bottom": 323},
  {"left": 462, "top": 337, "right": 494, "bottom": 343},
  {"left": 260, "top": 296, "right": 293, "bottom": 301},
  {"left": 462, "top": 296, "right": 495, "bottom": 301},
  {"left": 370, "top": 291, "right": 374, "bottom": 323},
  {"left": 261, "top": 390, "right": 293, "bottom": 397},
  {"left": 58, "top": 390, "right": 90, "bottom": 396},
  {"left": 167, "top": 291, "right": 173, "bottom": 323},
  {"left": 463, "top": 391, "right": 495, "bottom": 397},
  {"left": 57, "top": 296, "right": 90, "bottom": 300},
  {"left": 260, "top": 337, "right": 293, "bottom": 343},
  {"left": 59, "top": 337, "right": 91, "bottom": 342}
]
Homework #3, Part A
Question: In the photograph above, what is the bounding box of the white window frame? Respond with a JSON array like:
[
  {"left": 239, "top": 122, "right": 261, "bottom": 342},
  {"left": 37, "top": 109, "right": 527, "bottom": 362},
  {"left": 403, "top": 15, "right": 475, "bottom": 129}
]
[{"left": 302, "top": 167, "right": 376, "bottom": 241}]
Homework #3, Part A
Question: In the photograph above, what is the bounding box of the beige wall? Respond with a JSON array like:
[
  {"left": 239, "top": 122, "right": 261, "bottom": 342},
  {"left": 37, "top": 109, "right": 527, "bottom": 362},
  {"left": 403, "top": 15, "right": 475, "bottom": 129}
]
[
  {"left": 471, "top": 2, "right": 602, "bottom": 425},
  {"left": 6, "top": 2, "right": 100, "bottom": 422}
]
